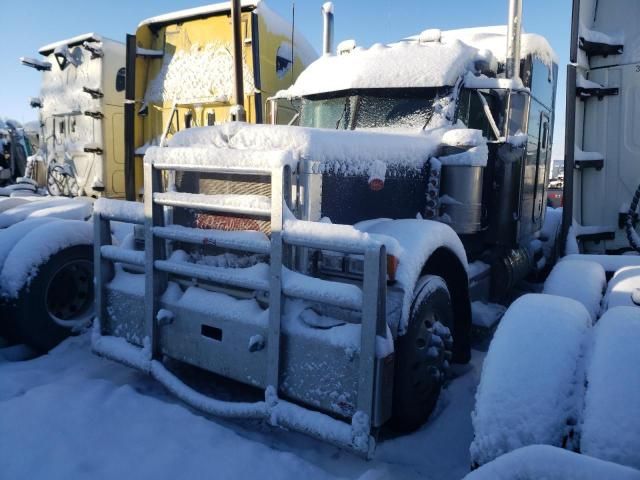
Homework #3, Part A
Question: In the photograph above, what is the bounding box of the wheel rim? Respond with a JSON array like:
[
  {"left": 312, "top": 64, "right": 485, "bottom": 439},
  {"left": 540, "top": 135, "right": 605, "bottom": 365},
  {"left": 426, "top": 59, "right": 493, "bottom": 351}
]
[
  {"left": 410, "top": 311, "right": 451, "bottom": 396},
  {"left": 45, "top": 259, "right": 94, "bottom": 329}
]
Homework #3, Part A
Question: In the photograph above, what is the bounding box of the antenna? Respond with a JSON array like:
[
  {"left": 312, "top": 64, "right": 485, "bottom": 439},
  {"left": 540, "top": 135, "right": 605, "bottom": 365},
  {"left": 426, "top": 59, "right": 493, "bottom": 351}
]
[{"left": 291, "top": 1, "right": 296, "bottom": 82}]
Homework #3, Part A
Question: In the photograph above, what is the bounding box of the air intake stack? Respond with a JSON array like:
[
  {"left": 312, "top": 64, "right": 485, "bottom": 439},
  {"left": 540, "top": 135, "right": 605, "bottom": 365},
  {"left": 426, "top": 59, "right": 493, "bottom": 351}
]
[
  {"left": 506, "top": 0, "right": 523, "bottom": 80},
  {"left": 322, "top": 2, "right": 334, "bottom": 55}
]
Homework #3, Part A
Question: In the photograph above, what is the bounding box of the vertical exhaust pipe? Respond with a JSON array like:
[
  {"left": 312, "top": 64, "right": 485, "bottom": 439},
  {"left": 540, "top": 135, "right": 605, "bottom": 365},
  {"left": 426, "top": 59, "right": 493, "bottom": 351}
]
[
  {"left": 506, "top": 0, "right": 523, "bottom": 80},
  {"left": 322, "top": 2, "right": 334, "bottom": 55},
  {"left": 231, "top": 0, "right": 246, "bottom": 121}
]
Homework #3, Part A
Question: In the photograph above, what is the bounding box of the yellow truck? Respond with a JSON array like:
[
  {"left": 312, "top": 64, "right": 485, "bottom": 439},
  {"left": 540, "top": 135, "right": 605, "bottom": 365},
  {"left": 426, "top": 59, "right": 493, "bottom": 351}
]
[{"left": 124, "top": 0, "right": 317, "bottom": 200}]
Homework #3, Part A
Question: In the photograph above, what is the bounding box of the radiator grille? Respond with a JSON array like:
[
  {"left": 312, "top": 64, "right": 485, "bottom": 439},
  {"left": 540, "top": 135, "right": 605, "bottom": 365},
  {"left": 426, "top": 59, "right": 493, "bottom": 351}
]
[{"left": 175, "top": 171, "right": 272, "bottom": 234}]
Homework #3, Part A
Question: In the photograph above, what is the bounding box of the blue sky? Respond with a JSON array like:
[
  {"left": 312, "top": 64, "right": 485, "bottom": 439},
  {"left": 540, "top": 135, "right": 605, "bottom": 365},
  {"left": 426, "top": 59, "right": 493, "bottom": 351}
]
[{"left": 1, "top": 0, "right": 571, "bottom": 157}]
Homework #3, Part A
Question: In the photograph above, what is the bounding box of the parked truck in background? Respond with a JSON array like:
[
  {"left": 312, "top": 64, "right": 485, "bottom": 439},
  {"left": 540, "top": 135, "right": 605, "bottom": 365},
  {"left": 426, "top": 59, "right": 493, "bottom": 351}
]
[
  {"left": 0, "top": 0, "right": 315, "bottom": 351},
  {"left": 0, "top": 119, "right": 34, "bottom": 187},
  {"left": 92, "top": 0, "right": 560, "bottom": 456},
  {"left": 19, "top": 33, "right": 126, "bottom": 198},
  {"left": 123, "top": 0, "right": 316, "bottom": 201}
]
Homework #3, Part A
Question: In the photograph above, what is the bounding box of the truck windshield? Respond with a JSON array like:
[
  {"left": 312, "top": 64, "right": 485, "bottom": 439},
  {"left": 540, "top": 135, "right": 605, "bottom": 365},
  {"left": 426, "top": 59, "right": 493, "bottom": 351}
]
[{"left": 298, "top": 89, "right": 449, "bottom": 131}]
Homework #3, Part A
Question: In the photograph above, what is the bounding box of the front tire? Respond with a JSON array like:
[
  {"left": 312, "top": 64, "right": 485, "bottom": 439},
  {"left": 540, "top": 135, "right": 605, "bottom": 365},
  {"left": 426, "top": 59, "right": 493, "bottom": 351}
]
[
  {"left": 391, "top": 275, "right": 454, "bottom": 432},
  {"left": 6, "top": 245, "right": 94, "bottom": 352}
]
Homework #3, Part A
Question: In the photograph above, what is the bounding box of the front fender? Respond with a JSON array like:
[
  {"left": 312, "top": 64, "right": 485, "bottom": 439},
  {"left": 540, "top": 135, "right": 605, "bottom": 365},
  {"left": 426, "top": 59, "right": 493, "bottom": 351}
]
[{"left": 356, "top": 219, "right": 471, "bottom": 358}]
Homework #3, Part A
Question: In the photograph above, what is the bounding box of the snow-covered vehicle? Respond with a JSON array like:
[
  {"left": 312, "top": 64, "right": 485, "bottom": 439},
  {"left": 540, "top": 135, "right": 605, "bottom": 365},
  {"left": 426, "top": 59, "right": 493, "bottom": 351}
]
[
  {"left": 19, "top": 33, "right": 126, "bottom": 197},
  {"left": 470, "top": 0, "right": 640, "bottom": 473},
  {"left": 0, "top": 119, "right": 33, "bottom": 186},
  {"left": 0, "top": 1, "right": 314, "bottom": 352},
  {"left": 123, "top": 0, "right": 316, "bottom": 202},
  {"left": 92, "top": 2, "right": 559, "bottom": 456}
]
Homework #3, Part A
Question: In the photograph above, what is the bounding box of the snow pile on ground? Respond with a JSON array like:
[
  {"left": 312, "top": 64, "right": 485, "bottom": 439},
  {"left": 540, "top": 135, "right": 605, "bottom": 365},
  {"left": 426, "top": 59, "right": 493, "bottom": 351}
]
[
  {"left": 0, "top": 220, "right": 93, "bottom": 298},
  {"left": 0, "top": 333, "right": 486, "bottom": 480},
  {"left": 464, "top": 445, "right": 640, "bottom": 480},
  {"left": 144, "top": 42, "right": 255, "bottom": 104},
  {"left": 581, "top": 307, "right": 640, "bottom": 470},
  {"left": 543, "top": 259, "right": 606, "bottom": 321},
  {"left": 0, "top": 336, "right": 335, "bottom": 480},
  {"left": 470, "top": 294, "right": 591, "bottom": 466}
]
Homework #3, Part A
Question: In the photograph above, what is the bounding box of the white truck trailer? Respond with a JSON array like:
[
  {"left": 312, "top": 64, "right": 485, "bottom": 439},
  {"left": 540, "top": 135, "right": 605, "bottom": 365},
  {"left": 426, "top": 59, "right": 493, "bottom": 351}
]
[{"left": 470, "top": 0, "right": 640, "bottom": 473}]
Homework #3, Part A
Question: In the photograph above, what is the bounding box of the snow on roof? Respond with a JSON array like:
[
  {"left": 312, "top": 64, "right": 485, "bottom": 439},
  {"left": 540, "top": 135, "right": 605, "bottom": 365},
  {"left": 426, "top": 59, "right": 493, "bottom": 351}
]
[
  {"left": 138, "top": 0, "right": 259, "bottom": 28},
  {"left": 438, "top": 26, "right": 558, "bottom": 66},
  {"left": 278, "top": 39, "right": 479, "bottom": 98},
  {"left": 38, "top": 33, "right": 121, "bottom": 56},
  {"left": 139, "top": 1, "right": 317, "bottom": 67},
  {"left": 278, "top": 26, "right": 557, "bottom": 98}
]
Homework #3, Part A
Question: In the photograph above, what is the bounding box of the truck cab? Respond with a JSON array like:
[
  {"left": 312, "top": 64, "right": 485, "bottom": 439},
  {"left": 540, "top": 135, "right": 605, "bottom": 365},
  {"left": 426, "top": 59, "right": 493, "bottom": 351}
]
[
  {"left": 20, "top": 33, "right": 126, "bottom": 198},
  {"left": 274, "top": 27, "right": 557, "bottom": 298},
  {"left": 126, "top": 1, "right": 317, "bottom": 200}
]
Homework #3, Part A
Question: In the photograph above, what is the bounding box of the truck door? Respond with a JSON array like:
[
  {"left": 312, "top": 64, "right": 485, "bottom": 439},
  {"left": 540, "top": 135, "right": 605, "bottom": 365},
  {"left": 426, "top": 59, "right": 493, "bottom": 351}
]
[{"left": 532, "top": 111, "right": 550, "bottom": 224}]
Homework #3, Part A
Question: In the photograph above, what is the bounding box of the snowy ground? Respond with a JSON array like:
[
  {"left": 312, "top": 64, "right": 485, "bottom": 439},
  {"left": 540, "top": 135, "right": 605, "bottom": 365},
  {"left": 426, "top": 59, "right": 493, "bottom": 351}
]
[{"left": 0, "top": 333, "right": 485, "bottom": 480}]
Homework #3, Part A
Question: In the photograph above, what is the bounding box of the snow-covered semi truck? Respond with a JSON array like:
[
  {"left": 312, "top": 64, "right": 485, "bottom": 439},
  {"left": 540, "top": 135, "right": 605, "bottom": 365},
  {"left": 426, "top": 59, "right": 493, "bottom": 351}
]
[
  {"left": 92, "top": 3, "right": 558, "bottom": 456},
  {"left": 0, "top": 34, "right": 126, "bottom": 351},
  {"left": 0, "top": 119, "right": 34, "bottom": 186},
  {"left": 470, "top": 0, "right": 640, "bottom": 473},
  {"left": 124, "top": 0, "right": 316, "bottom": 202},
  {"left": 19, "top": 34, "right": 126, "bottom": 198},
  {"left": 0, "top": 1, "right": 315, "bottom": 351}
]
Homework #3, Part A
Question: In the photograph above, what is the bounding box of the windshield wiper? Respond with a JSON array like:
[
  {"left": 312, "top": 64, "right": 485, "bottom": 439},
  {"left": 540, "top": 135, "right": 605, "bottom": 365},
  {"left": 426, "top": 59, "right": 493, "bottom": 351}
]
[{"left": 335, "top": 97, "right": 351, "bottom": 129}]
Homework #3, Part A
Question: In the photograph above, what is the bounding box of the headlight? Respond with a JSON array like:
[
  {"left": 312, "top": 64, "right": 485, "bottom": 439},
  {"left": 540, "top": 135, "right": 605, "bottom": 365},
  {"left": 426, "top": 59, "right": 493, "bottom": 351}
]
[
  {"left": 318, "top": 251, "right": 399, "bottom": 283},
  {"left": 319, "top": 251, "right": 344, "bottom": 273}
]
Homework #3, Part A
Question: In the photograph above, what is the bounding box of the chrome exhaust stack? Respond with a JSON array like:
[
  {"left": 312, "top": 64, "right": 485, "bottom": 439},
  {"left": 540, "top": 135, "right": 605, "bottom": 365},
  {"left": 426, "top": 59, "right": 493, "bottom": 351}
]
[
  {"left": 506, "top": 0, "right": 523, "bottom": 80},
  {"left": 322, "top": 2, "right": 334, "bottom": 55},
  {"left": 231, "top": 0, "right": 246, "bottom": 121}
]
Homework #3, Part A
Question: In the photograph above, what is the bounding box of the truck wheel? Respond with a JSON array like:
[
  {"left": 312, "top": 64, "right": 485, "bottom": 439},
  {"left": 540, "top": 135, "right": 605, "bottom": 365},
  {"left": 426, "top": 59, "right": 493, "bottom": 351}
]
[
  {"left": 391, "top": 275, "right": 454, "bottom": 432},
  {"left": 9, "top": 245, "right": 94, "bottom": 352}
]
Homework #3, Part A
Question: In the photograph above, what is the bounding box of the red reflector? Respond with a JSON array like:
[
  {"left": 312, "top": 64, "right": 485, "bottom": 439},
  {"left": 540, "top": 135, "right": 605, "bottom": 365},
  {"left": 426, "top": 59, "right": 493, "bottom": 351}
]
[
  {"left": 369, "top": 178, "right": 384, "bottom": 191},
  {"left": 386, "top": 255, "right": 399, "bottom": 282}
]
